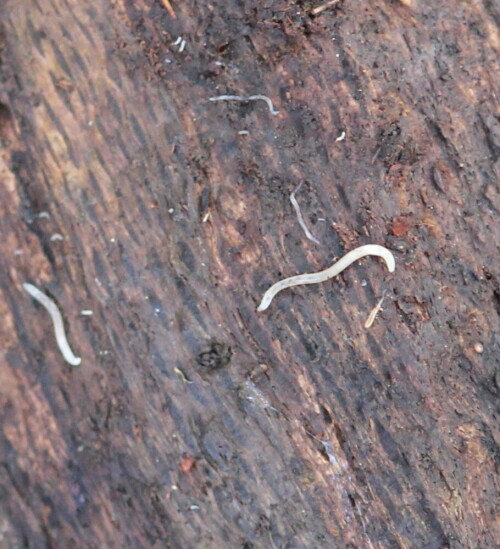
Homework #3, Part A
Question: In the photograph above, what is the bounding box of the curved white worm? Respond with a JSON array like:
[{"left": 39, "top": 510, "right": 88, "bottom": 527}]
[
  {"left": 257, "top": 244, "right": 395, "bottom": 312},
  {"left": 23, "top": 283, "right": 82, "bottom": 366},
  {"left": 209, "top": 94, "right": 279, "bottom": 115}
]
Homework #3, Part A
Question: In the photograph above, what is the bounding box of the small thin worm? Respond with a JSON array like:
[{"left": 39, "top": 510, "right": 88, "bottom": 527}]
[
  {"left": 23, "top": 283, "right": 82, "bottom": 366},
  {"left": 257, "top": 244, "right": 395, "bottom": 312},
  {"left": 290, "top": 182, "right": 321, "bottom": 245},
  {"left": 209, "top": 94, "right": 279, "bottom": 115}
]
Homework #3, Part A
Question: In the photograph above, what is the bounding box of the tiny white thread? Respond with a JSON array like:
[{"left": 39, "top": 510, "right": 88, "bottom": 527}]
[
  {"left": 290, "top": 182, "right": 321, "bottom": 245},
  {"left": 209, "top": 94, "right": 279, "bottom": 115}
]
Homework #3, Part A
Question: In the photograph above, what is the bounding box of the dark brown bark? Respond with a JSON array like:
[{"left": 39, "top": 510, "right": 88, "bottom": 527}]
[{"left": 0, "top": 1, "right": 498, "bottom": 547}]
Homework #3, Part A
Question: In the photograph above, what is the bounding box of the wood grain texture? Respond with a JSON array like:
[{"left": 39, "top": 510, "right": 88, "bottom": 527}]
[{"left": 0, "top": 0, "right": 498, "bottom": 547}]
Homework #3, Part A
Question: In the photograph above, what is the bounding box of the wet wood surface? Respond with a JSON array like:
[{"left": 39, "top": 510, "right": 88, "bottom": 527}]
[{"left": 0, "top": 1, "right": 498, "bottom": 547}]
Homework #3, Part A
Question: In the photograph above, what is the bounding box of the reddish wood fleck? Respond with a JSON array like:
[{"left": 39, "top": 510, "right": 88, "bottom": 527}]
[
  {"left": 391, "top": 216, "right": 411, "bottom": 236},
  {"left": 179, "top": 456, "right": 196, "bottom": 473},
  {"left": 385, "top": 164, "right": 409, "bottom": 186}
]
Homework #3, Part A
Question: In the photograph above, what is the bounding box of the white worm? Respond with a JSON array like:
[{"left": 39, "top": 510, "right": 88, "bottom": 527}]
[
  {"left": 22, "top": 283, "right": 82, "bottom": 366},
  {"left": 290, "top": 182, "right": 321, "bottom": 245},
  {"left": 209, "top": 94, "right": 279, "bottom": 115},
  {"left": 257, "top": 244, "right": 395, "bottom": 312}
]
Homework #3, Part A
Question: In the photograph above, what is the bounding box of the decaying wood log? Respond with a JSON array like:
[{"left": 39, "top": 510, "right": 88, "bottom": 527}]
[{"left": 0, "top": 1, "right": 498, "bottom": 547}]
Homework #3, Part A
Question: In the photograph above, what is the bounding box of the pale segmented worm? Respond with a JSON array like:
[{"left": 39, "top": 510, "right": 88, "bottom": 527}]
[
  {"left": 23, "top": 283, "right": 82, "bottom": 366},
  {"left": 257, "top": 244, "right": 395, "bottom": 312}
]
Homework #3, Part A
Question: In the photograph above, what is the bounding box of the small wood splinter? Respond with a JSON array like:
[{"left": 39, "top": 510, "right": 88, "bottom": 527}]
[
  {"left": 257, "top": 244, "right": 395, "bottom": 312},
  {"left": 23, "top": 283, "right": 82, "bottom": 366},
  {"left": 160, "top": 0, "right": 176, "bottom": 18},
  {"left": 364, "top": 293, "right": 387, "bottom": 329},
  {"left": 312, "top": 0, "right": 341, "bottom": 16}
]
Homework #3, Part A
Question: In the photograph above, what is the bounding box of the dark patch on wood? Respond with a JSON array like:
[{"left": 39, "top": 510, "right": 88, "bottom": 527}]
[
  {"left": 0, "top": 101, "right": 14, "bottom": 142},
  {"left": 196, "top": 342, "right": 233, "bottom": 372}
]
